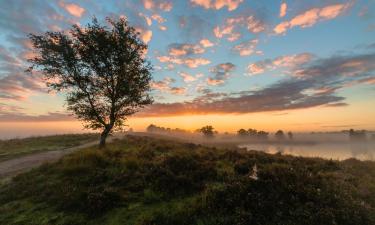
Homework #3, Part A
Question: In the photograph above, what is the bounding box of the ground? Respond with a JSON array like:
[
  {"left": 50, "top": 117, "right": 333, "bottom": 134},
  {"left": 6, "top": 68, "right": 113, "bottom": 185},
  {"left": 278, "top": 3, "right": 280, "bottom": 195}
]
[{"left": 0, "top": 135, "right": 375, "bottom": 225}]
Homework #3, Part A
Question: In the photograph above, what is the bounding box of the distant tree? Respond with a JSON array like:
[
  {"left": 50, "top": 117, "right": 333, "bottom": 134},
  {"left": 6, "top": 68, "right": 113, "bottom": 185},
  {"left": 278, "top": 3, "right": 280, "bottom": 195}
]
[
  {"left": 197, "top": 125, "right": 215, "bottom": 138},
  {"left": 248, "top": 129, "right": 258, "bottom": 137},
  {"left": 27, "top": 18, "right": 153, "bottom": 148},
  {"left": 257, "top": 131, "right": 269, "bottom": 140},
  {"left": 287, "top": 131, "right": 293, "bottom": 140},
  {"left": 275, "top": 130, "right": 285, "bottom": 141},
  {"left": 349, "top": 129, "right": 367, "bottom": 141},
  {"left": 237, "top": 129, "right": 248, "bottom": 137},
  {"left": 147, "top": 124, "right": 158, "bottom": 133}
]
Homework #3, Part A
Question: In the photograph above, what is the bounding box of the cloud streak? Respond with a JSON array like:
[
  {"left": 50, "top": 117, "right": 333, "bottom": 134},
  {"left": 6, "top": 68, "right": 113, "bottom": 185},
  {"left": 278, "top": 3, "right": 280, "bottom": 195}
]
[{"left": 274, "top": 2, "right": 351, "bottom": 34}]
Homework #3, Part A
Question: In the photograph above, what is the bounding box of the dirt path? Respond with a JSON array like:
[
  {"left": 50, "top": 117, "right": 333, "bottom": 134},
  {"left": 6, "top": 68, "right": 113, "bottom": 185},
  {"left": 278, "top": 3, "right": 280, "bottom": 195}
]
[{"left": 0, "top": 136, "right": 119, "bottom": 179}]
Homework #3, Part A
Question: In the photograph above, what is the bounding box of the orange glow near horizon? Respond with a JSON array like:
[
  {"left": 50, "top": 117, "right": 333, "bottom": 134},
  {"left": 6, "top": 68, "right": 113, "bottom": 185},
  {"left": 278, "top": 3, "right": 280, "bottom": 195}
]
[{"left": 1, "top": 101, "right": 374, "bottom": 139}]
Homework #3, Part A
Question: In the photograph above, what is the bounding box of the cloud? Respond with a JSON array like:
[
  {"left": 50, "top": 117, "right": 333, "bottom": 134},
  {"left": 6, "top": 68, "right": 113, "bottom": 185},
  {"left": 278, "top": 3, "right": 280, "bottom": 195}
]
[
  {"left": 247, "top": 53, "right": 314, "bottom": 75},
  {"left": 151, "top": 13, "right": 166, "bottom": 24},
  {"left": 207, "top": 62, "right": 236, "bottom": 85},
  {"left": 274, "top": 3, "right": 352, "bottom": 34},
  {"left": 137, "top": 78, "right": 345, "bottom": 117},
  {"left": 213, "top": 15, "right": 265, "bottom": 41},
  {"left": 232, "top": 39, "right": 259, "bottom": 56},
  {"left": 190, "top": 0, "right": 244, "bottom": 11},
  {"left": 168, "top": 43, "right": 205, "bottom": 56},
  {"left": 0, "top": 103, "right": 24, "bottom": 115},
  {"left": 59, "top": 1, "right": 85, "bottom": 18},
  {"left": 157, "top": 55, "right": 211, "bottom": 68},
  {"left": 280, "top": 2, "right": 287, "bottom": 17},
  {"left": 200, "top": 39, "right": 214, "bottom": 48},
  {"left": 179, "top": 72, "right": 203, "bottom": 83},
  {"left": 138, "top": 13, "right": 152, "bottom": 26},
  {"left": 0, "top": 111, "right": 74, "bottom": 122},
  {"left": 135, "top": 27, "right": 153, "bottom": 44},
  {"left": 138, "top": 51, "right": 375, "bottom": 116},
  {"left": 142, "top": 0, "right": 173, "bottom": 12},
  {"left": 151, "top": 77, "right": 186, "bottom": 95},
  {"left": 0, "top": 73, "right": 44, "bottom": 101}
]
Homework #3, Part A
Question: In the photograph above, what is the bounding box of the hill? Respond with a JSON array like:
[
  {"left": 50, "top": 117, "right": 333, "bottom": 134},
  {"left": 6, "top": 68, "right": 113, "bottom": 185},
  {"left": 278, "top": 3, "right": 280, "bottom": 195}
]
[{"left": 0, "top": 135, "right": 374, "bottom": 225}]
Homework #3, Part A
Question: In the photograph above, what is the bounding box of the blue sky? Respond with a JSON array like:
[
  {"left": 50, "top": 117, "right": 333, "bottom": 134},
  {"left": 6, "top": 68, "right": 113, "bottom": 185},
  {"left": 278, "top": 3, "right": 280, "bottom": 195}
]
[{"left": 0, "top": 0, "right": 375, "bottom": 133}]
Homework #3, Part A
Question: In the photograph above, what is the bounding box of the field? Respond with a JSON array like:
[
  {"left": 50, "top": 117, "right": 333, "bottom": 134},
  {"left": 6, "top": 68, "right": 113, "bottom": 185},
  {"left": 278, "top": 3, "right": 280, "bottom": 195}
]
[
  {"left": 0, "top": 135, "right": 375, "bottom": 225},
  {"left": 0, "top": 134, "right": 99, "bottom": 162}
]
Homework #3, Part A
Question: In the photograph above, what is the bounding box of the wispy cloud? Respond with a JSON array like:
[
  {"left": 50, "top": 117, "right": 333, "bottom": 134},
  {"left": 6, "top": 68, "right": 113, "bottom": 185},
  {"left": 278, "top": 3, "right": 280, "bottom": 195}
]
[
  {"left": 247, "top": 53, "right": 314, "bottom": 75},
  {"left": 190, "top": 0, "right": 244, "bottom": 11},
  {"left": 279, "top": 2, "right": 287, "bottom": 18},
  {"left": 274, "top": 2, "right": 352, "bottom": 34},
  {"left": 151, "top": 77, "right": 187, "bottom": 94},
  {"left": 207, "top": 62, "right": 236, "bottom": 86}
]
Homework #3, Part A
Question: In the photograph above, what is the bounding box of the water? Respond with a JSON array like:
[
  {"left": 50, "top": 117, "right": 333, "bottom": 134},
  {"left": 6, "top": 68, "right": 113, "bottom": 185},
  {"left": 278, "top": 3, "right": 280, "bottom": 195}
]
[{"left": 239, "top": 142, "right": 375, "bottom": 161}]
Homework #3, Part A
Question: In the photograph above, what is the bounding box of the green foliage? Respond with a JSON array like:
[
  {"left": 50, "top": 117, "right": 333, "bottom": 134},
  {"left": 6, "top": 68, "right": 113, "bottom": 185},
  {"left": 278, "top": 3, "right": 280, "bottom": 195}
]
[
  {"left": 28, "top": 17, "right": 153, "bottom": 146},
  {"left": 0, "top": 135, "right": 375, "bottom": 225}
]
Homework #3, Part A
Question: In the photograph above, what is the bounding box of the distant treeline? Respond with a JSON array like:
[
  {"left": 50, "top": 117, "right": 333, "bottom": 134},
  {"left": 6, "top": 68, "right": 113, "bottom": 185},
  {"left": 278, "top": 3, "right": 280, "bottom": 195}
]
[{"left": 146, "top": 124, "right": 190, "bottom": 134}]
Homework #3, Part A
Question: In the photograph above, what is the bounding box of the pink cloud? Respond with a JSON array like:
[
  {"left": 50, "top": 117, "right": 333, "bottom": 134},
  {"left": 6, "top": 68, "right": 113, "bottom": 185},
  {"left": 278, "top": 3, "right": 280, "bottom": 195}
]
[
  {"left": 168, "top": 44, "right": 205, "bottom": 56},
  {"left": 206, "top": 77, "right": 225, "bottom": 85},
  {"left": 139, "top": 13, "right": 152, "bottom": 26},
  {"left": 274, "top": 3, "right": 352, "bottom": 34},
  {"left": 179, "top": 72, "right": 203, "bottom": 83},
  {"left": 232, "top": 39, "right": 259, "bottom": 56},
  {"left": 142, "top": 0, "right": 173, "bottom": 12},
  {"left": 279, "top": 2, "right": 287, "bottom": 17},
  {"left": 214, "top": 15, "right": 265, "bottom": 41},
  {"left": 135, "top": 27, "right": 153, "bottom": 44},
  {"left": 190, "top": 0, "right": 244, "bottom": 11},
  {"left": 151, "top": 77, "right": 186, "bottom": 94},
  {"left": 157, "top": 55, "right": 210, "bottom": 68},
  {"left": 247, "top": 63, "right": 266, "bottom": 75},
  {"left": 200, "top": 39, "right": 214, "bottom": 48},
  {"left": 247, "top": 53, "right": 314, "bottom": 75},
  {"left": 59, "top": 1, "right": 85, "bottom": 17}
]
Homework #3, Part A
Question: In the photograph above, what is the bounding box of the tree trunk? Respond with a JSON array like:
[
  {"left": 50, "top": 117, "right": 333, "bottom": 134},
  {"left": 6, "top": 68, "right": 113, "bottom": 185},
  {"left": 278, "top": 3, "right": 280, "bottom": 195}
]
[{"left": 99, "top": 127, "right": 111, "bottom": 148}]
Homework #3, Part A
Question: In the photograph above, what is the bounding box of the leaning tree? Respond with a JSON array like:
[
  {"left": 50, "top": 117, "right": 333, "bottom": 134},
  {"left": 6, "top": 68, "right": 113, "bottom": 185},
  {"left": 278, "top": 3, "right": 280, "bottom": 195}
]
[{"left": 28, "top": 18, "right": 153, "bottom": 147}]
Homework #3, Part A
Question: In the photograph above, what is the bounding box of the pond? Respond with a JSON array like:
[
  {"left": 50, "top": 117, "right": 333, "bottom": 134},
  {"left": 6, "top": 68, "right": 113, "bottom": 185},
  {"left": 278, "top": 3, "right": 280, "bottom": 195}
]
[{"left": 239, "top": 142, "right": 375, "bottom": 161}]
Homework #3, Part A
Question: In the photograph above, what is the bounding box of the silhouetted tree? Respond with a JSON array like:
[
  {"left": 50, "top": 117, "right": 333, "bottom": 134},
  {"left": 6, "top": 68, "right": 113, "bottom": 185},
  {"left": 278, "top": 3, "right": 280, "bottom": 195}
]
[
  {"left": 287, "top": 131, "right": 293, "bottom": 140},
  {"left": 28, "top": 18, "right": 153, "bottom": 148},
  {"left": 197, "top": 125, "right": 215, "bottom": 138},
  {"left": 248, "top": 129, "right": 257, "bottom": 137},
  {"left": 237, "top": 129, "right": 248, "bottom": 137},
  {"left": 349, "top": 129, "right": 366, "bottom": 141},
  {"left": 257, "top": 131, "right": 269, "bottom": 140},
  {"left": 275, "top": 130, "right": 285, "bottom": 141}
]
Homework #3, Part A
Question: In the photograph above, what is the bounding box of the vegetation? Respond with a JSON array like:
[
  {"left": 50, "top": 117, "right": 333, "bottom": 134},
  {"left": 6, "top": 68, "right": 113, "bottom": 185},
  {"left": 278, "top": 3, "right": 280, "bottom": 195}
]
[
  {"left": 0, "top": 133, "right": 98, "bottom": 161},
  {"left": 237, "top": 128, "right": 269, "bottom": 140},
  {"left": 0, "top": 135, "right": 374, "bottom": 225},
  {"left": 28, "top": 17, "right": 153, "bottom": 148},
  {"left": 146, "top": 124, "right": 189, "bottom": 134},
  {"left": 197, "top": 125, "right": 216, "bottom": 138},
  {"left": 349, "top": 129, "right": 367, "bottom": 141},
  {"left": 275, "top": 130, "right": 285, "bottom": 141}
]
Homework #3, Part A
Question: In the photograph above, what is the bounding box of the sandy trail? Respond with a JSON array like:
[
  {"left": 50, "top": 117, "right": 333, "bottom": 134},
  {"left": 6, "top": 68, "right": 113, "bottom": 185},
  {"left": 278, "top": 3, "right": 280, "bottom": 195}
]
[{"left": 0, "top": 135, "right": 119, "bottom": 179}]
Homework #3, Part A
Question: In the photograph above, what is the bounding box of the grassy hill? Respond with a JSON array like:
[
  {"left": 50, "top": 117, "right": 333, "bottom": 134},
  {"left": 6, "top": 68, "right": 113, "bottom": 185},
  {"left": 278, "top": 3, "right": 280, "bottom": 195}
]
[
  {"left": 0, "top": 135, "right": 374, "bottom": 225},
  {"left": 0, "top": 134, "right": 99, "bottom": 162}
]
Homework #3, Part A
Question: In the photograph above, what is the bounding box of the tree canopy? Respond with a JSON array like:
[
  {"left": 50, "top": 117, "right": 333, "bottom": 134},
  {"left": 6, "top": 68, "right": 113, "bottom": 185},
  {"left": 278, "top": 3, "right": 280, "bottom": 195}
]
[{"left": 28, "top": 17, "right": 153, "bottom": 147}]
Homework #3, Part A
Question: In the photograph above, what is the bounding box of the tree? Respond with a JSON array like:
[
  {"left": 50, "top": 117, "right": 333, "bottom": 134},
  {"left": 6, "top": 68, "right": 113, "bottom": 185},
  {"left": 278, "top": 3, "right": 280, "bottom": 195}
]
[
  {"left": 287, "top": 131, "right": 293, "bottom": 140},
  {"left": 27, "top": 18, "right": 153, "bottom": 148},
  {"left": 237, "top": 129, "right": 248, "bottom": 137},
  {"left": 275, "top": 130, "right": 285, "bottom": 141},
  {"left": 197, "top": 125, "right": 215, "bottom": 138}
]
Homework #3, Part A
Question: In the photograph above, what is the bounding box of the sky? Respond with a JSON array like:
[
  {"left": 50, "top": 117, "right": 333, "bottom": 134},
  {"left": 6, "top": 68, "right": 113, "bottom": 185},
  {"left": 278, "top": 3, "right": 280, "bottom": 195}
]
[{"left": 0, "top": 0, "right": 375, "bottom": 137}]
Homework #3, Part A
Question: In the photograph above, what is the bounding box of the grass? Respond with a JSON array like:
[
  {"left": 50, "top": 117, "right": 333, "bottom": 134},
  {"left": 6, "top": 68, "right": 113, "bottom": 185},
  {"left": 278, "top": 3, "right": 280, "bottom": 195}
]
[
  {"left": 0, "top": 133, "right": 99, "bottom": 161},
  {"left": 0, "top": 135, "right": 374, "bottom": 225}
]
